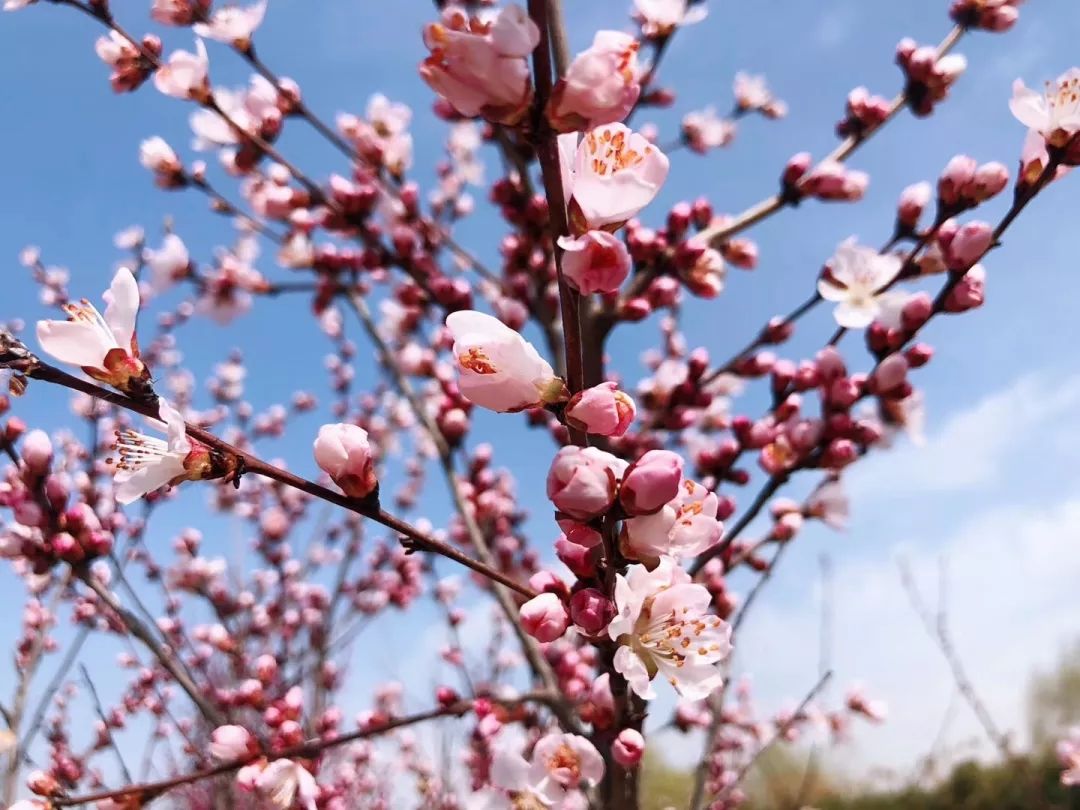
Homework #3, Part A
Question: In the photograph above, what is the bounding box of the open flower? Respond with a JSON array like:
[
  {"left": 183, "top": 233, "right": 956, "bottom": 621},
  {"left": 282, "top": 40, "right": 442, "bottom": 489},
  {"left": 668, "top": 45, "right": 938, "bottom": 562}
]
[
  {"left": 419, "top": 4, "right": 539, "bottom": 125},
  {"left": 36, "top": 267, "right": 154, "bottom": 396},
  {"left": 111, "top": 399, "right": 223, "bottom": 504},
  {"left": 255, "top": 759, "right": 318, "bottom": 810},
  {"left": 145, "top": 233, "right": 191, "bottom": 292},
  {"left": 446, "top": 310, "right": 567, "bottom": 412},
  {"left": 805, "top": 479, "right": 849, "bottom": 530},
  {"left": 817, "top": 239, "right": 903, "bottom": 328},
  {"left": 485, "top": 731, "right": 604, "bottom": 807},
  {"left": 194, "top": 0, "right": 267, "bottom": 49},
  {"left": 734, "top": 72, "right": 786, "bottom": 118},
  {"left": 153, "top": 39, "right": 210, "bottom": 101},
  {"left": 608, "top": 556, "right": 731, "bottom": 700},
  {"left": 622, "top": 479, "right": 723, "bottom": 562},
  {"left": 1010, "top": 68, "right": 1080, "bottom": 148},
  {"left": 632, "top": 0, "right": 707, "bottom": 37},
  {"left": 561, "top": 124, "right": 670, "bottom": 234},
  {"left": 547, "top": 31, "right": 641, "bottom": 132}
]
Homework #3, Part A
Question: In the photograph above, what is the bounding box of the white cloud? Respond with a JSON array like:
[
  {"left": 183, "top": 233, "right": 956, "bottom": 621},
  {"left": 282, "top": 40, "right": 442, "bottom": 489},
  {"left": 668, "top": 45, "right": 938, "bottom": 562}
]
[{"left": 850, "top": 373, "right": 1080, "bottom": 500}]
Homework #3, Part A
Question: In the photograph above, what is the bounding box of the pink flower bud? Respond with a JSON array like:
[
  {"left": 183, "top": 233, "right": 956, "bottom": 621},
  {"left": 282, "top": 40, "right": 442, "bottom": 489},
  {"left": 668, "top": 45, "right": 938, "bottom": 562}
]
[
  {"left": 800, "top": 160, "right": 868, "bottom": 201},
  {"left": 20, "top": 430, "right": 53, "bottom": 477},
  {"left": 619, "top": 449, "right": 683, "bottom": 516},
  {"left": 519, "top": 592, "right": 570, "bottom": 642},
  {"left": 612, "top": 728, "right": 646, "bottom": 768},
  {"left": 938, "top": 155, "right": 976, "bottom": 207},
  {"left": 557, "top": 230, "right": 632, "bottom": 295},
  {"left": 897, "top": 181, "right": 932, "bottom": 230},
  {"left": 972, "top": 161, "right": 1009, "bottom": 202},
  {"left": 944, "top": 264, "right": 986, "bottom": 312},
  {"left": 944, "top": 220, "right": 993, "bottom": 270},
  {"left": 570, "top": 588, "right": 616, "bottom": 635},
  {"left": 313, "top": 423, "right": 378, "bottom": 499},
  {"left": 901, "top": 292, "right": 934, "bottom": 331},
  {"left": 565, "top": 382, "right": 636, "bottom": 437},
  {"left": 782, "top": 151, "right": 812, "bottom": 187},
  {"left": 210, "top": 725, "right": 254, "bottom": 761},
  {"left": 546, "top": 446, "right": 626, "bottom": 520},
  {"left": 870, "top": 354, "right": 909, "bottom": 395}
]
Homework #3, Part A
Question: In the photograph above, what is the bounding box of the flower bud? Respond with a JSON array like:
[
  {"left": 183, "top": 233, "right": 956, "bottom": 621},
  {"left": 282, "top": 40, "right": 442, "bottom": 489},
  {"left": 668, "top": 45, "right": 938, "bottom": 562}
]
[
  {"left": 546, "top": 446, "right": 625, "bottom": 520},
  {"left": 557, "top": 231, "right": 632, "bottom": 295},
  {"left": 569, "top": 588, "right": 616, "bottom": 635},
  {"left": 313, "top": 423, "right": 378, "bottom": 499},
  {"left": 565, "top": 382, "right": 636, "bottom": 437},
  {"left": 619, "top": 450, "right": 683, "bottom": 516},
  {"left": 210, "top": 725, "right": 254, "bottom": 762},
  {"left": 896, "top": 181, "right": 931, "bottom": 231},
  {"left": 20, "top": 430, "right": 53, "bottom": 477},
  {"left": 519, "top": 592, "right": 570, "bottom": 642},
  {"left": 612, "top": 728, "right": 646, "bottom": 768}
]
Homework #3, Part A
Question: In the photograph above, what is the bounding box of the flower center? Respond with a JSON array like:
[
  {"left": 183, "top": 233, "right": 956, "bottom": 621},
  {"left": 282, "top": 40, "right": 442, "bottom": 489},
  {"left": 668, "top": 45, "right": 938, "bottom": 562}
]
[
  {"left": 1048, "top": 75, "right": 1080, "bottom": 111},
  {"left": 458, "top": 348, "right": 498, "bottom": 374},
  {"left": 111, "top": 430, "right": 171, "bottom": 472},
  {"left": 585, "top": 127, "right": 652, "bottom": 177},
  {"left": 636, "top": 596, "right": 727, "bottom": 668},
  {"left": 546, "top": 743, "right": 582, "bottom": 783}
]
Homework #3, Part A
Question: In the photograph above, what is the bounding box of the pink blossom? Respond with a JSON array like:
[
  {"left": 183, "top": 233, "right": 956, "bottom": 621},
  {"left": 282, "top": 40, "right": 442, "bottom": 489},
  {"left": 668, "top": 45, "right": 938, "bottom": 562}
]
[
  {"left": 255, "top": 758, "right": 318, "bottom": 810},
  {"left": 633, "top": 0, "right": 707, "bottom": 37},
  {"left": 1010, "top": 68, "right": 1080, "bottom": 147},
  {"left": 897, "top": 181, "right": 932, "bottom": 230},
  {"left": 941, "top": 220, "right": 993, "bottom": 270},
  {"left": 3, "top": 0, "right": 35, "bottom": 10},
  {"left": 564, "top": 382, "right": 636, "bottom": 437},
  {"left": 734, "top": 72, "right": 786, "bottom": 118},
  {"left": 419, "top": 4, "right": 539, "bottom": 125},
  {"left": 95, "top": 30, "right": 162, "bottom": 93},
  {"left": 20, "top": 430, "right": 53, "bottom": 477},
  {"left": 548, "top": 31, "right": 641, "bottom": 132},
  {"left": 546, "top": 446, "right": 626, "bottom": 520},
  {"left": 608, "top": 556, "right": 731, "bottom": 699},
  {"left": 313, "top": 423, "right": 378, "bottom": 499},
  {"left": 520, "top": 592, "right": 570, "bottom": 642},
  {"left": 612, "top": 729, "right": 645, "bottom": 768},
  {"left": 951, "top": 0, "right": 1023, "bottom": 31},
  {"left": 194, "top": 1, "right": 267, "bottom": 48},
  {"left": 557, "top": 230, "right": 632, "bottom": 295},
  {"left": 111, "top": 399, "right": 221, "bottom": 504},
  {"left": 210, "top": 725, "right": 253, "bottom": 761},
  {"left": 619, "top": 449, "right": 683, "bottom": 516},
  {"left": 799, "top": 160, "right": 869, "bottom": 202},
  {"left": 145, "top": 234, "right": 191, "bottom": 292},
  {"left": 1057, "top": 727, "right": 1080, "bottom": 785},
  {"left": 623, "top": 479, "right": 722, "bottom": 561},
  {"left": 681, "top": 107, "right": 736, "bottom": 154},
  {"left": 36, "top": 267, "right": 152, "bottom": 394},
  {"left": 561, "top": 124, "right": 670, "bottom": 233},
  {"left": 896, "top": 38, "right": 966, "bottom": 117},
  {"left": 680, "top": 242, "right": 727, "bottom": 298},
  {"left": 943, "top": 263, "right": 986, "bottom": 312},
  {"left": 569, "top": 588, "right": 616, "bottom": 635},
  {"left": 837, "top": 86, "right": 892, "bottom": 137},
  {"left": 846, "top": 686, "right": 888, "bottom": 723},
  {"left": 153, "top": 39, "right": 211, "bottom": 101},
  {"left": 151, "top": 0, "right": 212, "bottom": 26},
  {"left": 817, "top": 239, "right": 903, "bottom": 328},
  {"left": 446, "top": 310, "right": 567, "bottom": 412},
  {"left": 806, "top": 479, "right": 849, "bottom": 530}
]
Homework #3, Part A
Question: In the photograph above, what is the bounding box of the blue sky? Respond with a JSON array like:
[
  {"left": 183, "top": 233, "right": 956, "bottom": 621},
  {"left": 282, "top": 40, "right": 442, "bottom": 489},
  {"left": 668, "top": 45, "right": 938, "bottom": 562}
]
[{"left": 2, "top": 0, "right": 1080, "bottom": 793}]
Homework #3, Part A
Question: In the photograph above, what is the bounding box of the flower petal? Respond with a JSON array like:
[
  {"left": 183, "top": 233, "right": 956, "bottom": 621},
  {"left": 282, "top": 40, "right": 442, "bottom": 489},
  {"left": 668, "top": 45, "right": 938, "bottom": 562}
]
[{"left": 103, "top": 267, "right": 140, "bottom": 350}]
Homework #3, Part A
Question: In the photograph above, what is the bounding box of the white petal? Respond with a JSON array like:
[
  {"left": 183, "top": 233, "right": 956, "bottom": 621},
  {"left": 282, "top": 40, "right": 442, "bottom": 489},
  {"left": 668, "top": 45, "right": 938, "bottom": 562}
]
[
  {"left": 114, "top": 457, "right": 185, "bottom": 505},
  {"left": 36, "top": 320, "right": 111, "bottom": 368},
  {"left": 614, "top": 645, "right": 656, "bottom": 700},
  {"left": 833, "top": 300, "right": 876, "bottom": 329},
  {"left": 1009, "top": 81, "right": 1048, "bottom": 131},
  {"left": 103, "top": 267, "right": 140, "bottom": 350}
]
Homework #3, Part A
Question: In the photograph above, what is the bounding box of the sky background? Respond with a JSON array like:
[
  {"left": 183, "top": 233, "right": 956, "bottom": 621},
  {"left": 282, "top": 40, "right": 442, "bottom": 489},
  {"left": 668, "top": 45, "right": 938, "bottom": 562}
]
[{"left": 2, "top": 0, "right": 1080, "bottom": 798}]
